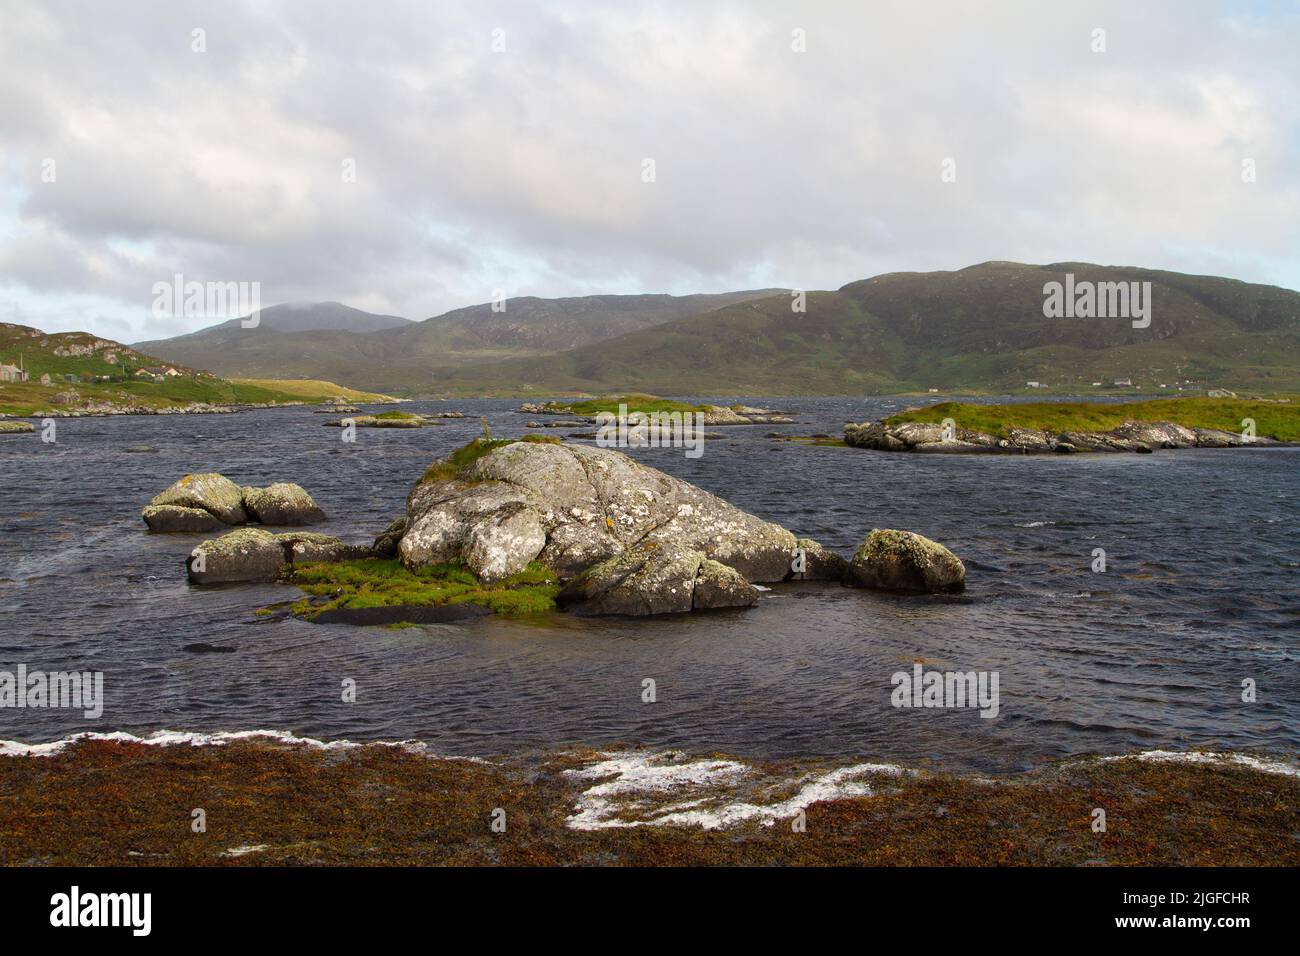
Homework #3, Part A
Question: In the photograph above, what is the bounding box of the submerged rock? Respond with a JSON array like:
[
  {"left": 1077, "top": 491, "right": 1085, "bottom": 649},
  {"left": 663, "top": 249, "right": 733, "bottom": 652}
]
[
  {"left": 150, "top": 473, "right": 248, "bottom": 525},
  {"left": 242, "top": 483, "right": 325, "bottom": 526},
  {"left": 790, "top": 537, "right": 850, "bottom": 580},
  {"left": 557, "top": 543, "right": 759, "bottom": 616},
  {"left": 846, "top": 529, "right": 966, "bottom": 594},
  {"left": 0, "top": 420, "right": 35, "bottom": 433}
]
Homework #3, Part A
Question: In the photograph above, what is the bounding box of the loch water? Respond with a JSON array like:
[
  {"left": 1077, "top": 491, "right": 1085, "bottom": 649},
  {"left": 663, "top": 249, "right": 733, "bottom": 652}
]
[{"left": 1, "top": 397, "right": 1296, "bottom": 774}]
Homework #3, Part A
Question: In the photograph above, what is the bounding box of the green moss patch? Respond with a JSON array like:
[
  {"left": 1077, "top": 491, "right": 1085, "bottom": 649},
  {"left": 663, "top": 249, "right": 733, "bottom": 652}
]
[
  {"left": 281, "top": 557, "right": 560, "bottom": 623},
  {"left": 371, "top": 410, "right": 422, "bottom": 421},
  {"left": 418, "top": 435, "right": 564, "bottom": 485}
]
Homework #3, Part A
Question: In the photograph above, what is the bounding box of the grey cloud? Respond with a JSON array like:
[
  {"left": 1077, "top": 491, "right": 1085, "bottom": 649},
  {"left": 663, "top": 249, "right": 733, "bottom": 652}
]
[{"left": 0, "top": 0, "right": 1296, "bottom": 338}]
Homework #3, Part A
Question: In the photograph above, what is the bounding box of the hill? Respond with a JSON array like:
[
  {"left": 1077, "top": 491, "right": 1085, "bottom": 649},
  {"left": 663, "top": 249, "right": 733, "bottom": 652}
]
[
  {"left": 0, "top": 323, "right": 390, "bottom": 415},
  {"left": 429, "top": 262, "right": 1300, "bottom": 395},
  {"left": 134, "top": 291, "right": 783, "bottom": 392}
]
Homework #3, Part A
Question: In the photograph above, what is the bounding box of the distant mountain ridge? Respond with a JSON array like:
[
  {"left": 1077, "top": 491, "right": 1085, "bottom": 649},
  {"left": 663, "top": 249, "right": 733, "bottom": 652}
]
[
  {"left": 135, "top": 290, "right": 785, "bottom": 390},
  {"left": 127, "top": 264, "right": 1300, "bottom": 395},
  {"left": 433, "top": 262, "right": 1300, "bottom": 395}
]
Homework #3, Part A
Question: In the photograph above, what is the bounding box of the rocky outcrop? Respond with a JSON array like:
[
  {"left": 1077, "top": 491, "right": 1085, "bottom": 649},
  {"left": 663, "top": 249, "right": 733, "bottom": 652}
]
[
  {"left": 242, "top": 483, "right": 325, "bottom": 526},
  {"left": 323, "top": 414, "right": 431, "bottom": 428},
  {"left": 187, "top": 529, "right": 372, "bottom": 584},
  {"left": 399, "top": 441, "right": 812, "bottom": 585},
  {"left": 142, "top": 504, "right": 224, "bottom": 533},
  {"left": 845, "top": 419, "right": 1283, "bottom": 454},
  {"left": 150, "top": 473, "right": 248, "bottom": 525},
  {"left": 145, "top": 474, "right": 327, "bottom": 531},
  {"left": 701, "top": 405, "right": 794, "bottom": 426},
  {"left": 556, "top": 543, "right": 759, "bottom": 616},
  {"left": 846, "top": 529, "right": 966, "bottom": 593},
  {"left": 187, "top": 529, "right": 285, "bottom": 584},
  {"left": 0, "top": 420, "right": 35, "bottom": 433}
]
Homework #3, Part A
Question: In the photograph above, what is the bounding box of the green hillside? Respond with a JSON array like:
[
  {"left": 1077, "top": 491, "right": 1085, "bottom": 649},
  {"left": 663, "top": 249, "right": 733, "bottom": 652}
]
[
  {"left": 428, "top": 262, "right": 1300, "bottom": 396},
  {"left": 0, "top": 323, "right": 389, "bottom": 415}
]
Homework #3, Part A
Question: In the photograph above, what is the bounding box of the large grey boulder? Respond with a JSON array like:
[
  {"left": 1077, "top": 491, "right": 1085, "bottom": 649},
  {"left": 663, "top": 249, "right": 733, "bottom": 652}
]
[
  {"left": 142, "top": 504, "right": 223, "bottom": 533},
  {"left": 150, "top": 473, "right": 248, "bottom": 525},
  {"left": 846, "top": 529, "right": 966, "bottom": 593},
  {"left": 557, "top": 543, "right": 759, "bottom": 616},
  {"left": 242, "top": 483, "right": 326, "bottom": 526},
  {"left": 398, "top": 441, "right": 808, "bottom": 584}
]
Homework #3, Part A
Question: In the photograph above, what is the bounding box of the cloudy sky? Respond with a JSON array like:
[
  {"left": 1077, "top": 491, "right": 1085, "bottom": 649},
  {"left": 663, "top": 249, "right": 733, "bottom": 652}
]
[{"left": 1, "top": 0, "right": 1296, "bottom": 342}]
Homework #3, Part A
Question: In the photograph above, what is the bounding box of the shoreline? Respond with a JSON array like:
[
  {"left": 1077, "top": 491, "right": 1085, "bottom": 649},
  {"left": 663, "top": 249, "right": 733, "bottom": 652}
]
[{"left": 1, "top": 734, "right": 1295, "bottom": 866}]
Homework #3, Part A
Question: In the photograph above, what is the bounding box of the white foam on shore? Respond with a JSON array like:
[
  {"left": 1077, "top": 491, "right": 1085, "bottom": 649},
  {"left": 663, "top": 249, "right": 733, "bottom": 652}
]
[
  {"left": 564, "top": 750, "right": 908, "bottom": 831},
  {"left": 0, "top": 729, "right": 486, "bottom": 762},
  {"left": 220, "top": 844, "right": 271, "bottom": 858},
  {"left": 1098, "top": 750, "right": 1300, "bottom": 777}
]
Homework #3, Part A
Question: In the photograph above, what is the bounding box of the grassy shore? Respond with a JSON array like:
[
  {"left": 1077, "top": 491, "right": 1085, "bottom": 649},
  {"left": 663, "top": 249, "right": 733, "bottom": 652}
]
[
  {"left": 0, "top": 739, "right": 1294, "bottom": 866},
  {"left": 887, "top": 397, "right": 1300, "bottom": 442},
  {"left": 0, "top": 377, "right": 395, "bottom": 417},
  {"left": 231, "top": 378, "right": 397, "bottom": 403}
]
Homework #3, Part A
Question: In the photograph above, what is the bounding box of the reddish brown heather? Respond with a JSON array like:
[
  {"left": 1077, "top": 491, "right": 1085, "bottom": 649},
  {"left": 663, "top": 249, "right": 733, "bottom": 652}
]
[{"left": 0, "top": 740, "right": 1295, "bottom": 866}]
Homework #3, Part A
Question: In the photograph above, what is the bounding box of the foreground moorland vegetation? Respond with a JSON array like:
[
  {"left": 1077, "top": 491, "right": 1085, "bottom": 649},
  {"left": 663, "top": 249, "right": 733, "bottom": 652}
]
[{"left": 0, "top": 738, "right": 1294, "bottom": 866}]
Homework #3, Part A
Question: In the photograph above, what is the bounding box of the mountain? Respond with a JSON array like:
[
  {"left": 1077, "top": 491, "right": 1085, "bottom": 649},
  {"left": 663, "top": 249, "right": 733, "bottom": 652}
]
[
  {"left": 142, "top": 301, "right": 409, "bottom": 339},
  {"left": 135, "top": 291, "right": 783, "bottom": 391},
  {"left": 430, "top": 262, "right": 1300, "bottom": 395}
]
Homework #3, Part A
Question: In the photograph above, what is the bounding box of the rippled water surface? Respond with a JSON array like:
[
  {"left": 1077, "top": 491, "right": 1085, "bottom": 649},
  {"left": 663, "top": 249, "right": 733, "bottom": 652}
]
[{"left": 1, "top": 397, "right": 1296, "bottom": 773}]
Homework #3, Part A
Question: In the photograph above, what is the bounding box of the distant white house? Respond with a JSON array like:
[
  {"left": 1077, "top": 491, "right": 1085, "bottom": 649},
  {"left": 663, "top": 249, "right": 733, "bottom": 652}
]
[
  {"left": 135, "top": 365, "right": 182, "bottom": 379},
  {"left": 1113, "top": 378, "right": 1133, "bottom": 387},
  {"left": 0, "top": 361, "right": 28, "bottom": 383},
  {"left": 1026, "top": 381, "right": 1042, "bottom": 388}
]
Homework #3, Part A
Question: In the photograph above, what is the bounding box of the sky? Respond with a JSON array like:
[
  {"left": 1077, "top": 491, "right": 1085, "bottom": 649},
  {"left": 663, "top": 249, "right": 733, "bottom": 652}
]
[{"left": 0, "top": 0, "right": 1297, "bottom": 343}]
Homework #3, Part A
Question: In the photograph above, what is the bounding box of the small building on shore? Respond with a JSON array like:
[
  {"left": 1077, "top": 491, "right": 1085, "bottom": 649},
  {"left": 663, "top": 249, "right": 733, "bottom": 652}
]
[{"left": 0, "top": 361, "right": 29, "bottom": 383}]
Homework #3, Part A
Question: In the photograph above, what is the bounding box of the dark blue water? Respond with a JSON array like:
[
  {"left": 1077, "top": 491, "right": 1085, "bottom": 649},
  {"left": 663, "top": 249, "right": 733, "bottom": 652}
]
[{"left": 0, "top": 397, "right": 1296, "bottom": 773}]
